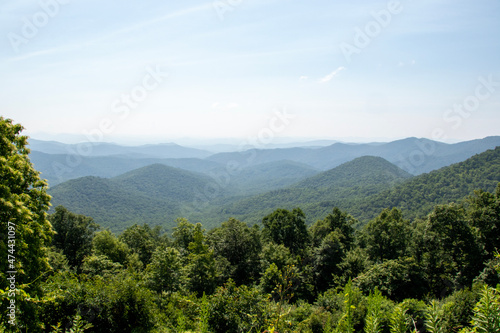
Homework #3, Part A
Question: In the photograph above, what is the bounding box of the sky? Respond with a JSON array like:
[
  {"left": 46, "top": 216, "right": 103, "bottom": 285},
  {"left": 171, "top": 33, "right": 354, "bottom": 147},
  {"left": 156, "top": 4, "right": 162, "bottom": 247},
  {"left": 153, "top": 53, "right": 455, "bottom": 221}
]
[{"left": 1, "top": 0, "right": 499, "bottom": 145}]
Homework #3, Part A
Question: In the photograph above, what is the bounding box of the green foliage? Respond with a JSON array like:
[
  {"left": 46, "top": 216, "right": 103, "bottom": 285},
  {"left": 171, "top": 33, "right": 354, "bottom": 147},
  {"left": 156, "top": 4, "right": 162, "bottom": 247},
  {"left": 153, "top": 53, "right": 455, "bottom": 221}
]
[
  {"left": 185, "top": 224, "right": 218, "bottom": 296},
  {"left": 467, "top": 188, "right": 500, "bottom": 257},
  {"left": 361, "top": 208, "right": 411, "bottom": 262},
  {"left": 207, "top": 218, "right": 261, "bottom": 285},
  {"left": 81, "top": 254, "right": 124, "bottom": 277},
  {"left": 312, "top": 230, "right": 347, "bottom": 293},
  {"left": 349, "top": 147, "right": 500, "bottom": 222},
  {"left": 335, "top": 280, "right": 358, "bottom": 333},
  {"left": 389, "top": 304, "right": 408, "bottom": 333},
  {"left": 172, "top": 217, "right": 196, "bottom": 252},
  {"left": 145, "top": 247, "right": 183, "bottom": 293},
  {"left": 418, "top": 203, "right": 483, "bottom": 297},
  {"left": 0, "top": 117, "right": 55, "bottom": 331},
  {"left": 354, "top": 257, "right": 426, "bottom": 302},
  {"left": 262, "top": 208, "right": 309, "bottom": 253},
  {"left": 92, "top": 230, "right": 131, "bottom": 266},
  {"left": 0, "top": 117, "right": 53, "bottom": 292},
  {"left": 50, "top": 206, "right": 99, "bottom": 269},
  {"left": 364, "top": 288, "right": 385, "bottom": 333},
  {"left": 426, "top": 300, "right": 445, "bottom": 333},
  {"left": 310, "top": 207, "right": 356, "bottom": 248},
  {"left": 440, "top": 287, "right": 481, "bottom": 332},
  {"left": 41, "top": 271, "right": 158, "bottom": 333},
  {"left": 119, "top": 223, "right": 166, "bottom": 266},
  {"left": 461, "top": 285, "right": 500, "bottom": 333},
  {"left": 51, "top": 314, "right": 93, "bottom": 333},
  {"left": 207, "top": 279, "right": 267, "bottom": 333}
]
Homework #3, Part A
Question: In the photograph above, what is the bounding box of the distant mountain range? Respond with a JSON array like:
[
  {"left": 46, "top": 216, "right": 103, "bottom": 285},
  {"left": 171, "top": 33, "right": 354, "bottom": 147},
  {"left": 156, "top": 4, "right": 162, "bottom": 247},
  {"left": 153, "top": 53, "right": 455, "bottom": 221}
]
[
  {"left": 29, "top": 136, "right": 500, "bottom": 187},
  {"left": 29, "top": 139, "right": 212, "bottom": 159},
  {"left": 205, "top": 136, "right": 500, "bottom": 174}
]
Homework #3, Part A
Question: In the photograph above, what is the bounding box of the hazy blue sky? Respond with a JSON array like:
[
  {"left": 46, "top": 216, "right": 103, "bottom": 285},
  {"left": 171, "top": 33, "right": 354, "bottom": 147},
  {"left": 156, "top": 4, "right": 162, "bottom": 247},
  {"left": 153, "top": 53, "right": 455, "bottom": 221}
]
[{"left": 1, "top": 0, "right": 499, "bottom": 144}]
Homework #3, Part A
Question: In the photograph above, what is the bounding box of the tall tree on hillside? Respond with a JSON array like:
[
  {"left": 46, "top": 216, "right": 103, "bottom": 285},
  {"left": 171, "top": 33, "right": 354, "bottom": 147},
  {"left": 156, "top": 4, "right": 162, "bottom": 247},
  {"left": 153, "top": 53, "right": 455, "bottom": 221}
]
[
  {"left": 186, "top": 223, "right": 218, "bottom": 295},
  {"left": 119, "top": 223, "right": 167, "bottom": 266},
  {"left": 207, "top": 218, "right": 261, "bottom": 285},
  {"left": 416, "top": 203, "right": 483, "bottom": 296},
  {"left": 361, "top": 208, "right": 411, "bottom": 262},
  {"left": 467, "top": 185, "right": 500, "bottom": 257},
  {"left": 50, "top": 206, "right": 99, "bottom": 269},
  {"left": 310, "top": 207, "right": 356, "bottom": 248},
  {"left": 262, "top": 208, "right": 309, "bottom": 253},
  {"left": 310, "top": 208, "right": 357, "bottom": 292}
]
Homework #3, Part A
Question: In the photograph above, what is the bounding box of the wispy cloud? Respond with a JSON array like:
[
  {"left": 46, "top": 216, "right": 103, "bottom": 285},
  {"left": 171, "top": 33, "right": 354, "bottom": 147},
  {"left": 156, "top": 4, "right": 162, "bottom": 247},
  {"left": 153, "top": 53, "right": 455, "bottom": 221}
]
[
  {"left": 320, "top": 66, "right": 345, "bottom": 83},
  {"left": 5, "top": 3, "right": 213, "bottom": 62}
]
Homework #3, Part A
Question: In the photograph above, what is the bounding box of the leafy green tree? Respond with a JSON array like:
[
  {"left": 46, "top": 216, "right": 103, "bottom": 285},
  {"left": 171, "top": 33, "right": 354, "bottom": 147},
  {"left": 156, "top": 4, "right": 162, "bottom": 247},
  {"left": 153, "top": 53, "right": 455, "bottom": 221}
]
[
  {"left": 0, "top": 117, "right": 53, "bottom": 330},
  {"left": 119, "top": 223, "right": 166, "bottom": 266},
  {"left": 92, "top": 230, "right": 131, "bottom": 266},
  {"left": 172, "top": 217, "right": 196, "bottom": 252},
  {"left": 361, "top": 208, "right": 411, "bottom": 262},
  {"left": 207, "top": 218, "right": 261, "bottom": 285},
  {"left": 262, "top": 208, "right": 309, "bottom": 253},
  {"left": 260, "top": 242, "right": 296, "bottom": 271},
  {"left": 40, "top": 270, "right": 157, "bottom": 333},
  {"left": 49, "top": 206, "right": 99, "bottom": 269},
  {"left": 467, "top": 185, "right": 500, "bottom": 257},
  {"left": 81, "top": 254, "right": 124, "bottom": 277},
  {"left": 144, "top": 247, "right": 183, "bottom": 293},
  {"left": 354, "top": 257, "right": 426, "bottom": 301},
  {"left": 310, "top": 207, "right": 356, "bottom": 248},
  {"left": 186, "top": 223, "right": 218, "bottom": 295},
  {"left": 336, "top": 247, "right": 371, "bottom": 287},
  {"left": 0, "top": 117, "right": 53, "bottom": 291},
  {"left": 418, "top": 204, "right": 483, "bottom": 296},
  {"left": 313, "top": 231, "right": 347, "bottom": 293},
  {"left": 207, "top": 279, "right": 267, "bottom": 333}
]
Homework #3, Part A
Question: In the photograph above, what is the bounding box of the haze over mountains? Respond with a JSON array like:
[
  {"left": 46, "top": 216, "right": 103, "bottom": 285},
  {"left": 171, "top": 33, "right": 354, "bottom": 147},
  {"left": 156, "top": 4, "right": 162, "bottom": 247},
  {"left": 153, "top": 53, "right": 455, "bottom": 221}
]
[{"left": 29, "top": 136, "right": 500, "bottom": 233}]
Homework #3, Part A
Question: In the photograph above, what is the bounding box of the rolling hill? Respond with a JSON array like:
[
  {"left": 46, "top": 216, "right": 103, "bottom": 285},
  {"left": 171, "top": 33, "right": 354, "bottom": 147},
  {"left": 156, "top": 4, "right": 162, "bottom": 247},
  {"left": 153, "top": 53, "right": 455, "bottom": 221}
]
[
  {"left": 211, "top": 156, "right": 413, "bottom": 225},
  {"left": 341, "top": 146, "right": 500, "bottom": 222},
  {"left": 48, "top": 164, "right": 222, "bottom": 232}
]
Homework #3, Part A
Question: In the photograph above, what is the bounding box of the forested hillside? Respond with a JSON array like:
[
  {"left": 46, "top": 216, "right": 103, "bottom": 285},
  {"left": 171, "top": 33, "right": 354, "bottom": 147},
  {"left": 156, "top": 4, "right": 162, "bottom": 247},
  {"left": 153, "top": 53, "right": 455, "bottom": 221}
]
[
  {"left": 208, "top": 148, "right": 500, "bottom": 226},
  {"left": 48, "top": 147, "right": 500, "bottom": 232},
  {"left": 343, "top": 146, "right": 500, "bottom": 222},
  {"left": 217, "top": 156, "right": 412, "bottom": 225}
]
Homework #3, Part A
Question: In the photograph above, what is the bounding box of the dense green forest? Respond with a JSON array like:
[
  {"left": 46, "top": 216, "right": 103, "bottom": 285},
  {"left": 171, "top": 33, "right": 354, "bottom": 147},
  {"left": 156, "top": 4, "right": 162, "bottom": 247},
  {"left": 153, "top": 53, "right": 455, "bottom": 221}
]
[
  {"left": 2, "top": 117, "right": 500, "bottom": 332},
  {"left": 48, "top": 146, "right": 500, "bottom": 232}
]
